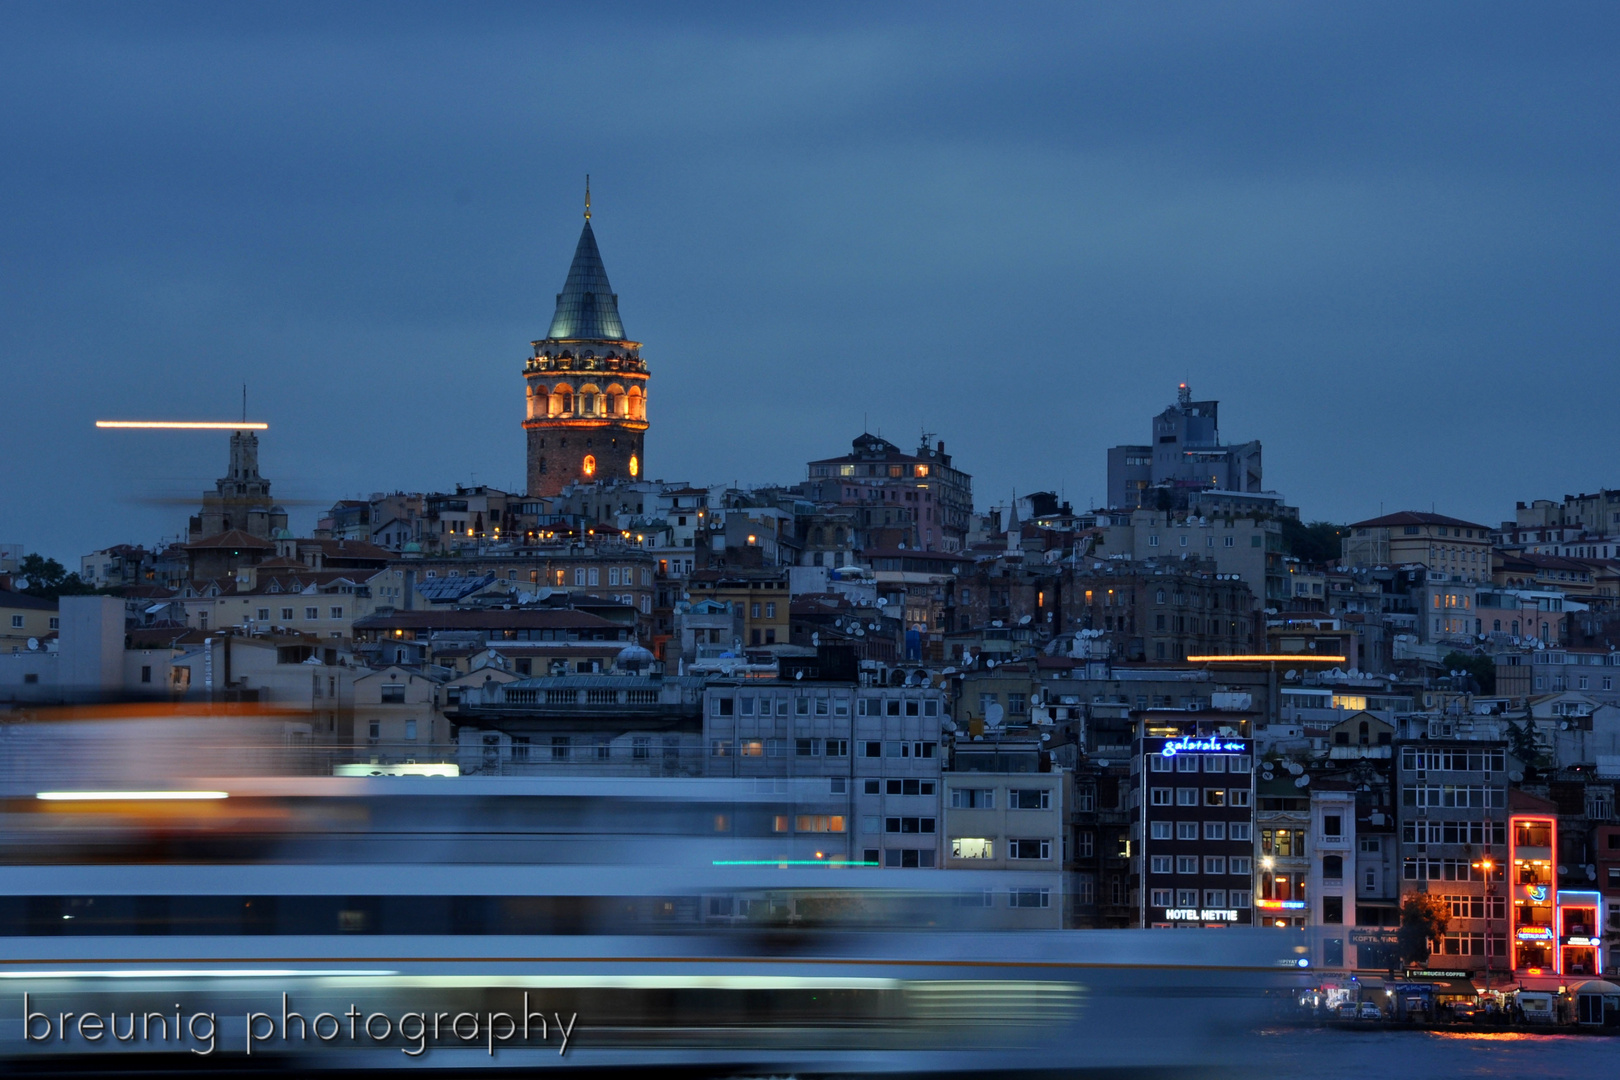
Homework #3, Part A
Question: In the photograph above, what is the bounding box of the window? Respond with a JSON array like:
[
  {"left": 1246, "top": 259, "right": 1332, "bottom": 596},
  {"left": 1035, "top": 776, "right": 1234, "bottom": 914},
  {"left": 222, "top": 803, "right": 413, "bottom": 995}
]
[
  {"left": 1009, "top": 888, "right": 1051, "bottom": 909},
  {"left": 632, "top": 737, "right": 651, "bottom": 760},
  {"left": 709, "top": 739, "right": 732, "bottom": 757},
  {"left": 1150, "top": 821, "right": 1173, "bottom": 840},
  {"left": 1230, "top": 856, "right": 1251, "bottom": 875},
  {"left": 1151, "top": 855, "right": 1174, "bottom": 874},
  {"left": 1076, "top": 831, "right": 1094, "bottom": 858},
  {"left": 281, "top": 607, "right": 294, "bottom": 620},
  {"left": 1150, "top": 788, "right": 1173, "bottom": 806},
  {"left": 1176, "top": 855, "right": 1198, "bottom": 874},
  {"left": 330, "top": 606, "right": 344, "bottom": 619},
  {"left": 1322, "top": 814, "right": 1342, "bottom": 838},
  {"left": 796, "top": 738, "right": 817, "bottom": 757},
  {"left": 368, "top": 720, "right": 380, "bottom": 740},
  {"left": 862, "top": 741, "right": 883, "bottom": 758},
  {"left": 1010, "top": 789, "right": 1051, "bottom": 810},
  {"left": 1230, "top": 823, "right": 1250, "bottom": 842},
  {"left": 1229, "top": 789, "right": 1250, "bottom": 807},
  {"left": 1203, "top": 789, "right": 1226, "bottom": 807},
  {"left": 951, "top": 838, "right": 993, "bottom": 859},
  {"left": 305, "top": 607, "right": 319, "bottom": 620},
  {"left": 1204, "top": 890, "right": 1227, "bottom": 907},
  {"left": 404, "top": 719, "right": 417, "bottom": 740},
  {"left": 1231, "top": 891, "right": 1252, "bottom": 908},
  {"left": 1151, "top": 888, "right": 1174, "bottom": 907},
  {"left": 1322, "top": 855, "right": 1344, "bottom": 879},
  {"left": 1204, "top": 821, "right": 1226, "bottom": 840},
  {"left": 1175, "top": 788, "right": 1198, "bottom": 806},
  {"left": 10, "top": 615, "right": 23, "bottom": 629},
  {"left": 796, "top": 815, "right": 846, "bottom": 833},
  {"left": 1174, "top": 820, "right": 1198, "bottom": 841},
  {"left": 1322, "top": 896, "right": 1344, "bottom": 924},
  {"left": 951, "top": 788, "right": 995, "bottom": 809},
  {"left": 1204, "top": 856, "right": 1226, "bottom": 874},
  {"left": 380, "top": 683, "right": 406, "bottom": 703},
  {"left": 256, "top": 608, "right": 270, "bottom": 621},
  {"left": 826, "top": 739, "right": 848, "bottom": 757},
  {"left": 139, "top": 664, "right": 152, "bottom": 683},
  {"left": 1009, "top": 839, "right": 1050, "bottom": 860},
  {"left": 1177, "top": 755, "right": 1199, "bottom": 774}
]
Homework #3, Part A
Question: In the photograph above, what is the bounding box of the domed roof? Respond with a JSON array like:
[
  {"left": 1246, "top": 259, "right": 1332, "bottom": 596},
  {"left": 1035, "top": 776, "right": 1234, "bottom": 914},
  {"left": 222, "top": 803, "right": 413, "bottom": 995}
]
[
  {"left": 271, "top": 527, "right": 294, "bottom": 540},
  {"left": 614, "top": 643, "right": 656, "bottom": 671}
]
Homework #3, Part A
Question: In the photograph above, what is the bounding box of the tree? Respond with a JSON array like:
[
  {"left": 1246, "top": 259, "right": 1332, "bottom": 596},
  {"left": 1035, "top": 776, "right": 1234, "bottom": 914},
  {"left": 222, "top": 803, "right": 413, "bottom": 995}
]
[
  {"left": 1279, "top": 519, "right": 1345, "bottom": 567},
  {"left": 15, "top": 553, "right": 101, "bottom": 602},
  {"left": 1395, "top": 891, "right": 1451, "bottom": 968},
  {"left": 1443, "top": 650, "right": 1496, "bottom": 695},
  {"left": 1506, "top": 715, "right": 1544, "bottom": 770}
]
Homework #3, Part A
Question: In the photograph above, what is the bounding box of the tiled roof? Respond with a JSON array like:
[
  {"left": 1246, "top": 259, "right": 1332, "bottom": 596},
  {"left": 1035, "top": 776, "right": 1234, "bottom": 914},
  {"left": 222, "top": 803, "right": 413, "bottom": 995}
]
[
  {"left": 185, "top": 529, "right": 276, "bottom": 550},
  {"left": 1348, "top": 511, "right": 1491, "bottom": 531},
  {"left": 544, "top": 220, "right": 627, "bottom": 341}
]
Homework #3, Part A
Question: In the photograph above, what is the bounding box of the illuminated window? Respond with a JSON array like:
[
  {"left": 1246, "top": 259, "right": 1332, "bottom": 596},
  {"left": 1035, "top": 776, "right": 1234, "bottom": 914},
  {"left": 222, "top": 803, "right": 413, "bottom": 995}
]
[
  {"left": 951, "top": 838, "right": 993, "bottom": 859},
  {"left": 628, "top": 454, "right": 639, "bottom": 477},
  {"left": 582, "top": 454, "right": 596, "bottom": 477}
]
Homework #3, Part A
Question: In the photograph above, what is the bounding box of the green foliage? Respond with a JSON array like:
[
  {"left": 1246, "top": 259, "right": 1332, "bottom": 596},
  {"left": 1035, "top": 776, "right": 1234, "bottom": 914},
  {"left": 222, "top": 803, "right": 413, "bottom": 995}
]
[
  {"left": 1505, "top": 716, "right": 1544, "bottom": 768},
  {"left": 1280, "top": 519, "right": 1345, "bottom": 567},
  {"left": 1396, "top": 891, "right": 1451, "bottom": 967},
  {"left": 1442, "top": 651, "right": 1496, "bottom": 695},
  {"left": 16, "top": 553, "right": 101, "bottom": 601}
]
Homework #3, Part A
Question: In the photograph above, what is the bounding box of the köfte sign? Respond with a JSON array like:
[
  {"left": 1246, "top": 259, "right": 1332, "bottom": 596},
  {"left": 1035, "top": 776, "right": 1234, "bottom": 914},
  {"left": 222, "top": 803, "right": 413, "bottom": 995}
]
[
  {"left": 1159, "top": 736, "right": 1246, "bottom": 758},
  {"left": 1165, "top": 908, "right": 1239, "bottom": 921}
]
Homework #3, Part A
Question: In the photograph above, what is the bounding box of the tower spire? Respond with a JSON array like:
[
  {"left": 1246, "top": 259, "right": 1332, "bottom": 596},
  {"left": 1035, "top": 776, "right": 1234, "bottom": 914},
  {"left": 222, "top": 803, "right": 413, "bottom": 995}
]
[{"left": 584, "top": 174, "right": 591, "bottom": 221}]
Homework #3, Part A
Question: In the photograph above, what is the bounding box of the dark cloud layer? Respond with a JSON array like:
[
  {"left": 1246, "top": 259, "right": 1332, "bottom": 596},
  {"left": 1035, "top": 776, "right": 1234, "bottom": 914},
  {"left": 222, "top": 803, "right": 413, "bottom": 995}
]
[{"left": 2, "top": 2, "right": 1616, "bottom": 558}]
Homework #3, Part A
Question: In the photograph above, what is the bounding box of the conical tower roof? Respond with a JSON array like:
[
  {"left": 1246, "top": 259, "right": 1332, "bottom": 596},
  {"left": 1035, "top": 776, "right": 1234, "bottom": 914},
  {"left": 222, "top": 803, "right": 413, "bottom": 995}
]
[{"left": 546, "top": 220, "right": 626, "bottom": 341}]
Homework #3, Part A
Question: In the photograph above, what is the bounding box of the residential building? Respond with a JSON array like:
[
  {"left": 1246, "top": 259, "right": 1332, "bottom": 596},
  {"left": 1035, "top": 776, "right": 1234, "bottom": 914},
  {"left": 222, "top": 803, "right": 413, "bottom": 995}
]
[
  {"left": 807, "top": 433, "right": 973, "bottom": 551},
  {"left": 1341, "top": 511, "right": 1494, "bottom": 584},
  {"left": 943, "top": 739, "right": 1066, "bottom": 928}
]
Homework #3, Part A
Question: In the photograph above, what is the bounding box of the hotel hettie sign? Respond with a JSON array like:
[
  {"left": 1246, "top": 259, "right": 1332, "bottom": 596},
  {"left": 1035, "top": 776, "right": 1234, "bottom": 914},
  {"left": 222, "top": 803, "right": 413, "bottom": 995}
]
[{"left": 1165, "top": 908, "right": 1239, "bottom": 922}]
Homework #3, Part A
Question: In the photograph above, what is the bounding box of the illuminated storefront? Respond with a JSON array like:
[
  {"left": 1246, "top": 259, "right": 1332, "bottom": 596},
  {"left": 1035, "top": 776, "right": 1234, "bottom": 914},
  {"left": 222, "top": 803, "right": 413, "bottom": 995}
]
[
  {"left": 1558, "top": 889, "right": 1604, "bottom": 977},
  {"left": 1510, "top": 814, "right": 1557, "bottom": 975}
]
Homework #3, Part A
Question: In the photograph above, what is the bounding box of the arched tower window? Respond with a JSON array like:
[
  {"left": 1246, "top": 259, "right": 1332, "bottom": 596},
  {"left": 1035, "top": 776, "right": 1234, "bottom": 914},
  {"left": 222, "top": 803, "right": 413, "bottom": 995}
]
[{"left": 582, "top": 455, "right": 596, "bottom": 478}]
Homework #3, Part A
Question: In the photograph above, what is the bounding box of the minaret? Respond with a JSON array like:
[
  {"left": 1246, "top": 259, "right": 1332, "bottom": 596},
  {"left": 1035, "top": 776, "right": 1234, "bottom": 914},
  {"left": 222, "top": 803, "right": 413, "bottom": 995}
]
[{"left": 523, "top": 180, "right": 648, "bottom": 498}]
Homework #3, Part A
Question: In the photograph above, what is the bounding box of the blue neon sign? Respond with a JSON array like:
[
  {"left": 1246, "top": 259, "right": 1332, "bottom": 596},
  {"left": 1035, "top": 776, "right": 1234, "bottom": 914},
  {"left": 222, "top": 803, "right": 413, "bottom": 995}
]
[{"left": 1160, "top": 736, "right": 1246, "bottom": 757}]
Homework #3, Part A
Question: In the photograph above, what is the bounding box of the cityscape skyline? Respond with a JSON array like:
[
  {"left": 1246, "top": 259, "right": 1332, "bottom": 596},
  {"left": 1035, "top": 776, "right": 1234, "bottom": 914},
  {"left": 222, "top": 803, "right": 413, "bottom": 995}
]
[{"left": 2, "top": 4, "right": 1617, "bottom": 561}]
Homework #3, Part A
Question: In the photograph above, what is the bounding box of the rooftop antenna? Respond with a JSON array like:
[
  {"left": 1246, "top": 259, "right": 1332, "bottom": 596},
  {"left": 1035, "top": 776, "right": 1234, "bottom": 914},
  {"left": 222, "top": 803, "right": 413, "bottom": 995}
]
[
  {"left": 584, "top": 175, "right": 591, "bottom": 220},
  {"left": 241, "top": 384, "right": 247, "bottom": 425}
]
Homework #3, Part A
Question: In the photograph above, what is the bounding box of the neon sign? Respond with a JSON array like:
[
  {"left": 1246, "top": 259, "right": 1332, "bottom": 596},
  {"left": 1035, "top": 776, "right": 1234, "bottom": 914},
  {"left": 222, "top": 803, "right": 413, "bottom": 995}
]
[
  {"left": 1165, "top": 908, "right": 1239, "bottom": 921},
  {"left": 1255, "top": 899, "right": 1307, "bottom": 910},
  {"left": 1160, "top": 736, "right": 1246, "bottom": 757},
  {"left": 1527, "top": 885, "right": 1549, "bottom": 903},
  {"left": 1515, "top": 926, "right": 1553, "bottom": 941}
]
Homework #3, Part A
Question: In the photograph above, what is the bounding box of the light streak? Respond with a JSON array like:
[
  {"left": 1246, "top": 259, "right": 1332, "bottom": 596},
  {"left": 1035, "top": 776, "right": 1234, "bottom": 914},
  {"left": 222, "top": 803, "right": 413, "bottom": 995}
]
[
  {"left": 36, "top": 791, "right": 229, "bottom": 801},
  {"left": 1186, "top": 654, "right": 1347, "bottom": 663},
  {"left": 96, "top": 421, "right": 268, "bottom": 430}
]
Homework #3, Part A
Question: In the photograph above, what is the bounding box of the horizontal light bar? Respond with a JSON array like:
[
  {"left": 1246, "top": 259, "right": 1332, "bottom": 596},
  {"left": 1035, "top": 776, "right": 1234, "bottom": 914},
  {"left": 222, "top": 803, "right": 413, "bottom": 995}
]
[
  {"left": 1186, "top": 654, "right": 1347, "bottom": 663},
  {"left": 96, "top": 421, "right": 268, "bottom": 430},
  {"left": 36, "top": 791, "right": 229, "bottom": 801},
  {"left": 0, "top": 969, "right": 397, "bottom": 980},
  {"left": 711, "top": 860, "right": 874, "bottom": 867}
]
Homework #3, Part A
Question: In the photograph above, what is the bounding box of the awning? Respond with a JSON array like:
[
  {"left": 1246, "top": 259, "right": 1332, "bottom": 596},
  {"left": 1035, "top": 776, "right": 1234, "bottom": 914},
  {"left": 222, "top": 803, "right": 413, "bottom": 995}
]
[{"left": 1396, "top": 978, "right": 1478, "bottom": 997}]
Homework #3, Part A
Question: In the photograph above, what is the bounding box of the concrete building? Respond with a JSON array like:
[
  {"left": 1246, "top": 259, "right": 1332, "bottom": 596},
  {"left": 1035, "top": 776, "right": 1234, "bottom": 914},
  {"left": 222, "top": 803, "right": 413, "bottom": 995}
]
[
  {"left": 807, "top": 433, "right": 973, "bottom": 551},
  {"left": 942, "top": 738, "right": 1065, "bottom": 926},
  {"left": 1106, "top": 383, "right": 1263, "bottom": 511},
  {"left": 1341, "top": 511, "right": 1494, "bottom": 584}
]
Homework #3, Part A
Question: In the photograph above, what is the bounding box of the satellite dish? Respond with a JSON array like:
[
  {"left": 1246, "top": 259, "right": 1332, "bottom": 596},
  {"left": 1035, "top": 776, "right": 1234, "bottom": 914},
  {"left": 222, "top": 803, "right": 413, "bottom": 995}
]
[
  {"left": 1286, "top": 762, "right": 1304, "bottom": 776},
  {"left": 794, "top": 671, "right": 804, "bottom": 680},
  {"left": 1294, "top": 775, "right": 1310, "bottom": 788},
  {"left": 1557, "top": 865, "right": 1568, "bottom": 876},
  {"left": 1284, "top": 670, "right": 1298, "bottom": 681},
  {"left": 876, "top": 598, "right": 888, "bottom": 607},
  {"left": 13, "top": 577, "right": 28, "bottom": 590},
  {"left": 985, "top": 658, "right": 996, "bottom": 669},
  {"left": 1040, "top": 732, "right": 1051, "bottom": 742},
  {"left": 26, "top": 638, "right": 39, "bottom": 651},
  {"left": 1510, "top": 771, "right": 1524, "bottom": 782},
  {"left": 1096, "top": 759, "right": 1109, "bottom": 768},
  {"left": 1019, "top": 615, "right": 1032, "bottom": 625},
  {"left": 985, "top": 703, "right": 1005, "bottom": 728}
]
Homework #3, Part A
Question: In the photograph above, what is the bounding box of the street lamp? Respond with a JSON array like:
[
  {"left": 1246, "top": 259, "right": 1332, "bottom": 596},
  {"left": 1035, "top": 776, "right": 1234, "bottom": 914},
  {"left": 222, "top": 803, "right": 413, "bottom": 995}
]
[{"left": 1473, "top": 857, "right": 1496, "bottom": 997}]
